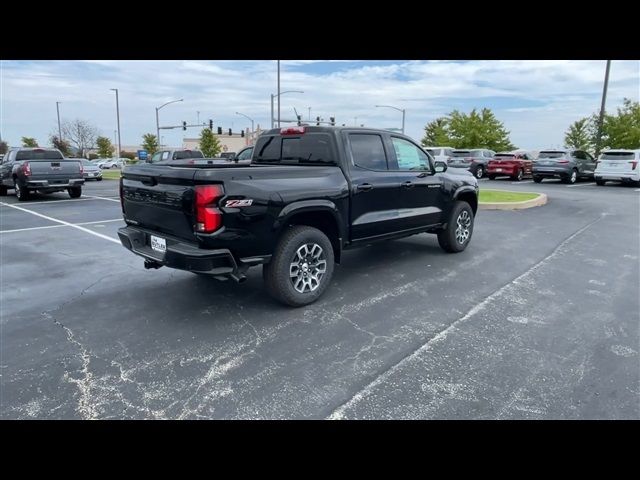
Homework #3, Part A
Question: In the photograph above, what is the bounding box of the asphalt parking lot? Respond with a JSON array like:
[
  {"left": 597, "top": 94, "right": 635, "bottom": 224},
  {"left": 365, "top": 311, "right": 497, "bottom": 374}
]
[{"left": 1, "top": 177, "right": 638, "bottom": 419}]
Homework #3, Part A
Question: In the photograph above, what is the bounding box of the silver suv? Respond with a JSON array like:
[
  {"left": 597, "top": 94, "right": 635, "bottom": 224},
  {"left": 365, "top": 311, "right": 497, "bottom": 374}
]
[{"left": 532, "top": 149, "right": 596, "bottom": 184}]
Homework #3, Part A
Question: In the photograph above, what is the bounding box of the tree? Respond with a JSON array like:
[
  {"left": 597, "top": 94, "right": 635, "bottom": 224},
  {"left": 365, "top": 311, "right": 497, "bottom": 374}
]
[
  {"left": 96, "top": 136, "right": 115, "bottom": 158},
  {"left": 49, "top": 135, "right": 72, "bottom": 156},
  {"left": 447, "top": 108, "right": 516, "bottom": 151},
  {"left": 600, "top": 98, "right": 640, "bottom": 151},
  {"left": 421, "top": 117, "right": 451, "bottom": 147},
  {"left": 198, "top": 128, "right": 222, "bottom": 157},
  {"left": 564, "top": 118, "right": 594, "bottom": 150},
  {"left": 61, "top": 119, "right": 98, "bottom": 157},
  {"left": 21, "top": 137, "right": 38, "bottom": 147},
  {"left": 420, "top": 108, "right": 515, "bottom": 151},
  {"left": 0, "top": 140, "right": 8, "bottom": 155},
  {"left": 141, "top": 134, "right": 159, "bottom": 155}
]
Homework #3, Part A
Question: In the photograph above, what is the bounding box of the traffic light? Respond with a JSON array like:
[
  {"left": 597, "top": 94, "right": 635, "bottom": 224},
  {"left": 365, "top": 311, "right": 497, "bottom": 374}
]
[
  {"left": 241, "top": 130, "right": 245, "bottom": 138},
  {"left": 316, "top": 116, "right": 320, "bottom": 126},
  {"left": 329, "top": 116, "right": 335, "bottom": 126},
  {"left": 209, "top": 119, "right": 213, "bottom": 130},
  {"left": 182, "top": 121, "right": 187, "bottom": 131},
  {"left": 228, "top": 128, "right": 232, "bottom": 136},
  {"left": 297, "top": 114, "right": 302, "bottom": 125},
  {"left": 217, "top": 127, "right": 222, "bottom": 135}
]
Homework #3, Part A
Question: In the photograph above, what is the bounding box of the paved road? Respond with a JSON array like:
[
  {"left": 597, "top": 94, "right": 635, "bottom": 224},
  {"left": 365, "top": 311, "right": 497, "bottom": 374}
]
[{"left": 1, "top": 178, "right": 638, "bottom": 419}]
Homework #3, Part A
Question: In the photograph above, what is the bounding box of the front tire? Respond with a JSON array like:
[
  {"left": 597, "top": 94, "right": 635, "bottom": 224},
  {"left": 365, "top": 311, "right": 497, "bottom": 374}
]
[
  {"left": 475, "top": 166, "right": 485, "bottom": 179},
  {"left": 487, "top": 175, "right": 496, "bottom": 180},
  {"left": 0, "top": 184, "right": 7, "bottom": 196},
  {"left": 15, "top": 180, "right": 30, "bottom": 201},
  {"left": 533, "top": 176, "right": 543, "bottom": 183},
  {"left": 438, "top": 201, "right": 474, "bottom": 253},
  {"left": 97, "top": 177, "right": 103, "bottom": 181},
  {"left": 595, "top": 178, "right": 606, "bottom": 186},
  {"left": 513, "top": 169, "right": 524, "bottom": 181},
  {"left": 263, "top": 225, "right": 335, "bottom": 307},
  {"left": 68, "top": 186, "right": 82, "bottom": 198}
]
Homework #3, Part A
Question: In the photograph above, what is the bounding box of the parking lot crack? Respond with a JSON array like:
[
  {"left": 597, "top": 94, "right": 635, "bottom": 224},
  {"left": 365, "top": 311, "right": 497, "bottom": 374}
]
[{"left": 327, "top": 214, "right": 605, "bottom": 420}]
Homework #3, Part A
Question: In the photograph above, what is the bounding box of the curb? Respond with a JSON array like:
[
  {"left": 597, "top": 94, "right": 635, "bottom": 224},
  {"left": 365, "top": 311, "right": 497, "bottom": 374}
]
[{"left": 479, "top": 193, "right": 547, "bottom": 210}]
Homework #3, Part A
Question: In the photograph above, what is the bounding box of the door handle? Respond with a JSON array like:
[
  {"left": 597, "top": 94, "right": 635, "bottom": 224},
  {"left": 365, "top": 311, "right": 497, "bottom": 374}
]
[
  {"left": 357, "top": 183, "right": 373, "bottom": 192},
  {"left": 402, "top": 181, "right": 414, "bottom": 189}
]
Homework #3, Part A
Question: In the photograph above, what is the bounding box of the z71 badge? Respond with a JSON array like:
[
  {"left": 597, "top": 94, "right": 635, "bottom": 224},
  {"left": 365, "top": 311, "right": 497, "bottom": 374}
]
[{"left": 225, "top": 199, "right": 254, "bottom": 207}]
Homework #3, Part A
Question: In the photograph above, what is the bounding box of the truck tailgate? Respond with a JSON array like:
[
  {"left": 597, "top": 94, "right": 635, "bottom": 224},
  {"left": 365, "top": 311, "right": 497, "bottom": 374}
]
[
  {"left": 121, "top": 165, "right": 200, "bottom": 242},
  {"left": 30, "top": 159, "right": 82, "bottom": 181}
]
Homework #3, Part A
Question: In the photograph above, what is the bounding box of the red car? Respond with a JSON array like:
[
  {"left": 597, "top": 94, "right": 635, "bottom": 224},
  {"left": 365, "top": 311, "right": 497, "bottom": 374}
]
[{"left": 487, "top": 151, "right": 534, "bottom": 181}]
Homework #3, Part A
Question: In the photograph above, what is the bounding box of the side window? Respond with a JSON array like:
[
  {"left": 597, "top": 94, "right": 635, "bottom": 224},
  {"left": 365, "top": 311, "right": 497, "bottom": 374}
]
[
  {"left": 585, "top": 152, "right": 594, "bottom": 161},
  {"left": 390, "top": 137, "right": 431, "bottom": 171},
  {"left": 161, "top": 151, "right": 170, "bottom": 161},
  {"left": 150, "top": 152, "right": 162, "bottom": 163},
  {"left": 349, "top": 134, "right": 388, "bottom": 171},
  {"left": 574, "top": 151, "right": 586, "bottom": 160},
  {"left": 237, "top": 147, "right": 253, "bottom": 161}
]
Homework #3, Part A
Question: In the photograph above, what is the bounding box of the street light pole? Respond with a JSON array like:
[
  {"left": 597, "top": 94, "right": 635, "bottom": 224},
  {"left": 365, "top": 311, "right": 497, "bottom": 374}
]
[
  {"left": 155, "top": 98, "right": 183, "bottom": 145},
  {"left": 375, "top": 104, "right": 406, "bottom": 134},
  {"left": 235, "top": 112, "right": 255, "bottom": 137},
  {"left": 110, "top": 89, "right": 121, "bottom": 158},
  {"left": 277, "top": 60, "right": 281, "bottom": 128},
  {"left": 56, "top": 102, "right": 62, "bottom": 141},
  {"left": 270, "top": 90, "right": 304, "bottom": 128}
]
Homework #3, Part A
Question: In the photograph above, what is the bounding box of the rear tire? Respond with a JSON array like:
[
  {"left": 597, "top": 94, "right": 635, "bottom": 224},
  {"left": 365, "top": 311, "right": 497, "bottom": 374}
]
[
  {"left": 533, "top": 176, "right": 543, "bottom": 183},
  {"left": 68, "top": 187, "right": 82, "bottom": 198},
  {"left": 487, "top": 175, "right": 496, "bottom": 180},
  {"left": 512, "top": 169, "right": 524, "bottom": 181},
  {"left": 438, "top": 201, "right": 474, "bottom": 253},
  {"left": 14, "top": 180, "right": 30, "bottom": 201},
  {"left": 475, "top": 166, "right": 485, "bottom": 179},
  {"left": 563, "top": 169, "right": 578, "bottom": 184},
  {"left": 0, "top": 184, "right": 7, "bottom": 196},
  {"left": 595, "top": 178, "right": 606, "bottom": 186},
  {"left": 263, "top": 225, "right": 334, "bottom": 307},
  {"left": 97, "top": 177, "right": 103, "bottom": 181}
]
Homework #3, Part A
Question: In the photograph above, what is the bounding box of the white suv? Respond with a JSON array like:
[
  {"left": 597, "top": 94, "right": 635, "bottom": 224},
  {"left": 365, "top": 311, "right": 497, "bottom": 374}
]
[
  {"left": 595, "top": 149, "right": 640, "bottom": 186},
  {"left": 424, "top": 146, "right": 454, "bottom": 164}
]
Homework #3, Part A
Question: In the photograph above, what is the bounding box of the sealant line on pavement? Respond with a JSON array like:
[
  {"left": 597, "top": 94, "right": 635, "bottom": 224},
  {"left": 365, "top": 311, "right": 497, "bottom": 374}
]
[
  {"left": 0, "top": 219, "right": 123, "bottom": 234},
  {"left": 0, "top": 202, "right": 120, "bottom": 244},
  {"left": 567, "top": 183, "right": 596, "bottom": 188}
]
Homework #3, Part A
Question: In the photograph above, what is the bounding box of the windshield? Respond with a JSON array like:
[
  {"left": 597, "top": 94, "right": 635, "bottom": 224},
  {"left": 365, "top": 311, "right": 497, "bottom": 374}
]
[
  {"left": 16, "top": 149, "right": 63, "bottom": 160},
  {"left": 450, "top": 151, "right": 471, "bottom": 157},
  {"left": 538, "top": 151, "right": 566, "bottom": 159},
  {"left": 601, "top": 152, "right": 635, "bottom": 160}
]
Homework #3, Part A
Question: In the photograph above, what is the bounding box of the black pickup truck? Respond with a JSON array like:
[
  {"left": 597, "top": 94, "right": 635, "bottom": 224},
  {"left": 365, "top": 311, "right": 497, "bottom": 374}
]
[{"left": 118, "top": 126, "right": 479, "bottom": 306}]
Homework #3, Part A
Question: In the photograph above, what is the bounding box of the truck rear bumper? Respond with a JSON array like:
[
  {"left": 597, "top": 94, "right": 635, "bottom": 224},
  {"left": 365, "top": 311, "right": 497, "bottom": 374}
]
[
  {"left": 26, "top": 178, "right": 84, "bottom": 189},
  {"left": 117, "top": 225, "right": 240, "bottom": 275}
]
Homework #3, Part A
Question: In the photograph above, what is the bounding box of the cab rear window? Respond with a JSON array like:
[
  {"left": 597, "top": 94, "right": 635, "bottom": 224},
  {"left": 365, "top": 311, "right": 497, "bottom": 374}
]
[
  {"left": 16, "top": 149, "right": 63, "bottom": 160},
  {"left": 253, "top": 133, "right": 335, "bottom": 165}
]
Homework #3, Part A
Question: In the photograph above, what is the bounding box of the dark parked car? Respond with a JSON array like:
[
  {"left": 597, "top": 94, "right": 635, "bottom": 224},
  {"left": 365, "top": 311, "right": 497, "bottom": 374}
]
[
  {"left": 232, "top": 145, "right": 254, "bottom": 163},
  {"left": 487, "top": 151, "right": 534, "bottom": 181},
  {"left": 447, "top": 149, "right": 496, "bottom": 179},
  {"left": 0, "top": 148, "right": 84, "bottom": 201},
  {"left": 118, "top": 126, "right": 479, "bottom": 306},
  {"left": 533, "top": 149, "right": 596, "bottom": 184}
]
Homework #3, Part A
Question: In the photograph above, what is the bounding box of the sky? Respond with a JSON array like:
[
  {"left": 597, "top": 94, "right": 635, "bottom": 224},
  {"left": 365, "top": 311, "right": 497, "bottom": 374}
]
[{"left": 1, "top": 60, "right": 638, "bottom": 151}]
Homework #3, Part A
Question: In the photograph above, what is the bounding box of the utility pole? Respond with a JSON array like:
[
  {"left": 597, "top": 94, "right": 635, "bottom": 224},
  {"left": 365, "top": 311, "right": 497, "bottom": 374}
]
[
  {"left": 110, "top": 89, "right": 121, "bottom": 158},
  {"left": 595, "top": 60, "right": 612, "bottom": 157},
  {"left": 56, "top": 102, "right": 62, "bottom": 141},
  {"left": 277, "top": 60, "right": 281, "bottom": 127},
  {"left": 197, "top": 111, "right": 200, "bottom": 125}
]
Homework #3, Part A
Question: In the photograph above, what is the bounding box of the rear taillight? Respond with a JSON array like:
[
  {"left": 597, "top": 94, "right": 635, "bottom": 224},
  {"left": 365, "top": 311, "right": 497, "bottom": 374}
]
[
  {"left": 79, "top": 162, "right": 84, "bottom": 175},
  {"left": 21, "top": 162, "right": 32, "bottom": 176},
  {"left": 630, "top": 161, "right": 638, "bottom": 170},
  {"left": 280, "top": 126, "right": 306, "bottom": 135},
  {"left": 195, "top": 185, "right": 224, "bottom": 233}
]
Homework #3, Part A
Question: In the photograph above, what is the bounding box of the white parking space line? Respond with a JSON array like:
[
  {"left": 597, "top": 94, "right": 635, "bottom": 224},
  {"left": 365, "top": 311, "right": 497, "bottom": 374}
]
[
  {"left": 0, "top": 197, "right": 103, "bottom": 206},
  {"left": 0, "top": 202, "right": 120, "bottom": 244},
  {"left": 567, "top": 183, "right": 596, "bottom": 188},
  {"left": 85, "top": 195, "right": 121, "bottom": 203},
  {"left": 0, "top": 219, "right": 122, "bottom": 234}
]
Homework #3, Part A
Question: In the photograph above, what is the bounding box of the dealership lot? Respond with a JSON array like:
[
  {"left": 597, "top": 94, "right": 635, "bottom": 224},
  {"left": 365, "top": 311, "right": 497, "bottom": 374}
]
[{"left": 1, "top": 179, "right": 638, "bottom": 419}]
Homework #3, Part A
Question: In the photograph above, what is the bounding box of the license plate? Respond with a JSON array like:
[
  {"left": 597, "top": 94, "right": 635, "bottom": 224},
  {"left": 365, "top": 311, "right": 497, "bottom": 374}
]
[
  {"left": 496, "top": 168, "right": 502, "bottom": 172},
  {"left": 150, "top": 235, "right": 166, "bottom": 253}
]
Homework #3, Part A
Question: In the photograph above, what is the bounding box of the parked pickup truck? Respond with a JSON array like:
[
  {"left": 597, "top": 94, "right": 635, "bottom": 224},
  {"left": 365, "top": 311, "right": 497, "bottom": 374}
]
[
  {"left": 118, "top": 126, "right": 479, "bottom": 306},
  {"left": 0, "top": 148, "right": 84, "bottom": 201}
]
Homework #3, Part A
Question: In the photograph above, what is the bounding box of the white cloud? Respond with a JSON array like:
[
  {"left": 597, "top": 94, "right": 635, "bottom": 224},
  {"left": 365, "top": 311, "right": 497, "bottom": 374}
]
[{"left": 1, "top": 60, "right": 638, "bottom": 150}]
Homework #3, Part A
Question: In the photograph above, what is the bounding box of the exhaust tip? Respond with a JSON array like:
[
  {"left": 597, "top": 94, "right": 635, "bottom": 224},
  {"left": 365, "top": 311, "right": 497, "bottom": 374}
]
[
  {"left": 230, "top": 273, "right": 247, "bottom": 283},
  {"left": 144, "top": 260, "right": 162, "bottom": 270}
]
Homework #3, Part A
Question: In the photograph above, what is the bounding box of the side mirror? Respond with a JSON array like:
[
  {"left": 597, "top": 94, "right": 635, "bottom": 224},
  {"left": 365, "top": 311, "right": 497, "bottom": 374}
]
[{"left": 434, "top": 161, "right": 447, "bottom": 173}]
